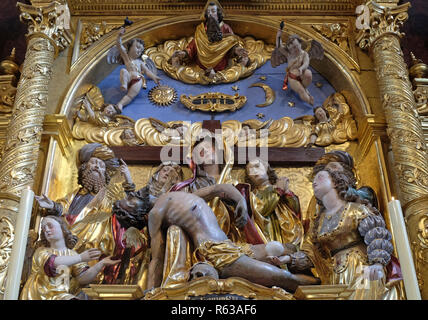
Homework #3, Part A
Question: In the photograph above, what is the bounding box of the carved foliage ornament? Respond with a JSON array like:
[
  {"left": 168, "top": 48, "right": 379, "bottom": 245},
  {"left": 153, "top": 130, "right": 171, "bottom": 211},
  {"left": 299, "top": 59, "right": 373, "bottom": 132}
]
[
  {"left": 17, "top": 2, "right": 72, "bottom": 54},
  {"left": 0, "top": 216, "right": 14, "bottom": 294},
  {"left": 356, "top": 2, "right": 409, "bottom": 51},
  {"left": 414, "top": 86, "right": 428, "bottom": 116},
  {"left": 0, "top": 83, "right": 16, "bottom": 114},
  {"left": 80, "top": 21, "right": 117, "bottom": 51},
  {"left": 312, "top": 23, "right": 350, "bottom": 52},
  {"left": 144, "top": 277, "right": 293, "bottom": 300}
]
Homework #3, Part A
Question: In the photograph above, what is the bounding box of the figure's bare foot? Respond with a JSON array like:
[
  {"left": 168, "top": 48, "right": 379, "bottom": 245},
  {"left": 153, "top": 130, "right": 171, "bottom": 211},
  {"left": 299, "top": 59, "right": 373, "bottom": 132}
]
[{"left": 120, "top": 84, "right": 128, "bottom": 92}]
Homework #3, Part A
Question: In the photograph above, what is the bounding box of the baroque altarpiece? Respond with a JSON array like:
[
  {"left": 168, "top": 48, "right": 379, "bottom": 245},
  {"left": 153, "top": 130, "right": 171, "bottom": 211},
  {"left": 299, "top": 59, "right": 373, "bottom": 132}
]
[{"left": 0, "top": 0, "right": 427, "bottom": 300}]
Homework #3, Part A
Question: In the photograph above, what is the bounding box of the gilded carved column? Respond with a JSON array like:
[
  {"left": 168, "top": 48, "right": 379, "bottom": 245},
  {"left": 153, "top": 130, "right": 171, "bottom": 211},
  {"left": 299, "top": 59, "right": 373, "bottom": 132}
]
[
  {"left": 357, "top": 1, "right": 428, "bottom": 298},
  {"left": 0, "top": 1, "right": 70, "bottom": 298}
]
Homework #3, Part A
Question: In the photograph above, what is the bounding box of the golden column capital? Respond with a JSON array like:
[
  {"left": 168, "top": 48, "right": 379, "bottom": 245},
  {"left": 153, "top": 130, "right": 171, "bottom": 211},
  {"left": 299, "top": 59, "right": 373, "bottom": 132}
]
[
  {"left": 17, "top": 1, "right": 72, "bottom": 56},
  {"left": 356, "top": 1, "right": 410, "bottom": 52}
]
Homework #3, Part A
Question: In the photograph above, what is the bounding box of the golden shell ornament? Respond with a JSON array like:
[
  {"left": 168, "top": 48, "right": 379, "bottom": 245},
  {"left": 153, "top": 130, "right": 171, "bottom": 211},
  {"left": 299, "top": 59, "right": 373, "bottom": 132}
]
[{"left": 148, "top": 85, "right": 178, "bottom": 106}]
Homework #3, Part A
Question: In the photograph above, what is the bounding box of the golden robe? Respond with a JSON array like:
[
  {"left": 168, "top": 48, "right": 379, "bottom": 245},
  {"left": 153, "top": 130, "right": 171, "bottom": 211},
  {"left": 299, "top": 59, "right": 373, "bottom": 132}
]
[
  {"left": 249, "top": 185, "right": 303, "bottom": 246},
  {"left": 312, "top": 120, "right": 335, "bottom": 146},
  {"left": 301, "top": 202, "right": 403, "bottom": 300},
  {"left": 192, "top": 22, "right": 242, "bottom": 70},
  {"left": 54, "top": 187, "right": 115, "bottom": 256},
  {"left": 193, "top": 239, "right": 253, "bottom": 270},
  {"left": 20, "top": 247, "right": 89, "bottom": 300}
]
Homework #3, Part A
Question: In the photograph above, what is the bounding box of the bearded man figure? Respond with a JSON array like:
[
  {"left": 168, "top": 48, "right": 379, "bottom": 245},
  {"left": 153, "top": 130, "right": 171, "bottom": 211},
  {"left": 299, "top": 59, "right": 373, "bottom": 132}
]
[
  {"left": 35, "top": 143, "right": 120, "bottom": 257},
  {"left": 172, "top": 1, "right": 250, "bottom": 78}
]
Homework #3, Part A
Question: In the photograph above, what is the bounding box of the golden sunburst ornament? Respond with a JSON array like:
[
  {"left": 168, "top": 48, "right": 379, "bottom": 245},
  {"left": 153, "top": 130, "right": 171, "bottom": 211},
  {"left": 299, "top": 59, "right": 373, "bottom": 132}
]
[{"left": 148, "top": 85, "right": 177, "bottom": 106}]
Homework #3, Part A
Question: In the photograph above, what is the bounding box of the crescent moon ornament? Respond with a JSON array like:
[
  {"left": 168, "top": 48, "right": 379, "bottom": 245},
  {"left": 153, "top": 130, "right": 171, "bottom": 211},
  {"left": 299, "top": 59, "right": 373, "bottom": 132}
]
[{"left": 249, "top": 82, "right": 275, "bottom": 107}]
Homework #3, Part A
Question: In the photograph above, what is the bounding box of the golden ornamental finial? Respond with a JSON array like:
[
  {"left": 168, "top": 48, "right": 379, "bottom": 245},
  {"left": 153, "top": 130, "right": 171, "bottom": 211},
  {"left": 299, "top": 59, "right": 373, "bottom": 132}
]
[
  {"left": 409, "top": 52, "right": 428, "bottom": 80},
  {"left": 410, "top": 52, "right": 422, "bottom": 66},
  {"left": 10, "top": 48, "right": 16, "bottom": 59},
  {"left": 0, "top": 47, "right": 19, "bottom": 76}
]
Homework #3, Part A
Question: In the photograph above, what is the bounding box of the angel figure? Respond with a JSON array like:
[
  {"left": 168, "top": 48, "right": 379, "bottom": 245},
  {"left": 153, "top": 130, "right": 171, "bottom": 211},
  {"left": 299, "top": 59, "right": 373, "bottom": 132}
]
[
  {"left": 76, "top": 96, "right": 121, "bottom": 127},
  {"left": 107, "top": 27, "right": 161, "bottom": 111},
  {"left": 302, "top": 94, "right": 357, "bottom": 147},
  {"left": 120, "top": 128, "right": 145, "bottom": 146},
  {"left": 149, "top": 117, "right": 187, "bottom": 145},
  {"left": 271, "top": 21, "right": 324, "bottom": 105},
  {"left": 308, "top": 106, "right": 336, "bottom": 147}
]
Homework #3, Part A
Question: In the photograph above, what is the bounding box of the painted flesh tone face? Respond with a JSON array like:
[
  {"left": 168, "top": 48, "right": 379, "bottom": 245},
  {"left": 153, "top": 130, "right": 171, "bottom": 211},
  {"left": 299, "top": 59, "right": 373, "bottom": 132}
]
[
  {"left": 206, "top": 5, "right": 218, "bottom": 22},
  {"left": 312, "top": 170, "right": 334, "bottom": 200},
  {"left": 103, "top": 104, "right": 117, "bottom": 117},
  {"left": 41, "top": 217, "right": 63, "bottom": 245},
  {"left": 157, "top": 165, "right": 179, "bottom": 185},
  {"left": 86, "top": 157, "right": 106, "bottom": 180},
  {"left": 287, "top": 38, "right": 302, "bottom": 56},
  {"left": 129, "top": 40, "right": 144, "bottom": 60},
  {"left": 314, "top": 107, "right": 328, "bottom": 122},
  {"left": 246, "top": 159, "right": 269, "bottom": 187}
]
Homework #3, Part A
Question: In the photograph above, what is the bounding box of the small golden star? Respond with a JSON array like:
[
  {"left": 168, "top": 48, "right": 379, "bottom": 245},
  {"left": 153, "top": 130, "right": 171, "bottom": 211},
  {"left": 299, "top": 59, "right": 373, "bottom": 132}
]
[
  {"left": 259, "top": 76, "right": 267, "bottom": 81},
  {"left": 315, "top": 82, "right": 323, "bottom": 88},
  {"left": 232, "top": 85, "right": 239, "bottom": 91},
  {"left": 257, "top": 113, "right": 265, "bottom": 119},
  {"left": 288, "top": 101, "right": 295, "bottom": 107}
]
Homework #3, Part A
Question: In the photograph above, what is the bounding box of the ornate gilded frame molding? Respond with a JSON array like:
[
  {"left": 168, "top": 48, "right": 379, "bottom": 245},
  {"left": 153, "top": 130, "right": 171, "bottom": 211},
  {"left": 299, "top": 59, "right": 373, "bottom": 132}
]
[{"left": 68, "top": 0, "right": 364, "bottom": 16}]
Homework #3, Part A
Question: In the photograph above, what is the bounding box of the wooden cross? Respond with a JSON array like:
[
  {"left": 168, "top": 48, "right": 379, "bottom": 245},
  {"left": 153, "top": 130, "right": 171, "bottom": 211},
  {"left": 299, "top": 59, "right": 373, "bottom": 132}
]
[{"left": 111, "top": 120, "right": 325, "bottom": 166}]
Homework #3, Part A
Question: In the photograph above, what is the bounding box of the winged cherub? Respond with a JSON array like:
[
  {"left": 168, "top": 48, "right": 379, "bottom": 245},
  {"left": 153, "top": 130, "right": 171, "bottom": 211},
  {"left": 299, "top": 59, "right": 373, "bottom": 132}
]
[
  {"left": 271, "top": 21, "right": 324, "bottom": 106},
  {"left": 107, "top": 27, "right": 161, "bottom": 111}
]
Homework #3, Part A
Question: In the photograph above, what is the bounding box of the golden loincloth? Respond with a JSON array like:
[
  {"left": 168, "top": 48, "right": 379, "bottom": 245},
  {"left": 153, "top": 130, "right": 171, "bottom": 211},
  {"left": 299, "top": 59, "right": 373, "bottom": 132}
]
[{"left": 193, "top": 239, "right": 253, "bottom": 270}]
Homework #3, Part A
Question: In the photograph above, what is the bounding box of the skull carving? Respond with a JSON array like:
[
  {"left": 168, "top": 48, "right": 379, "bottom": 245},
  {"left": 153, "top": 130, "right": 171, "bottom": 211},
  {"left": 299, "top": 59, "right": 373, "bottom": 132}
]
[{"left": 189, "top": 262, "right": 219, "bottom": 281}]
